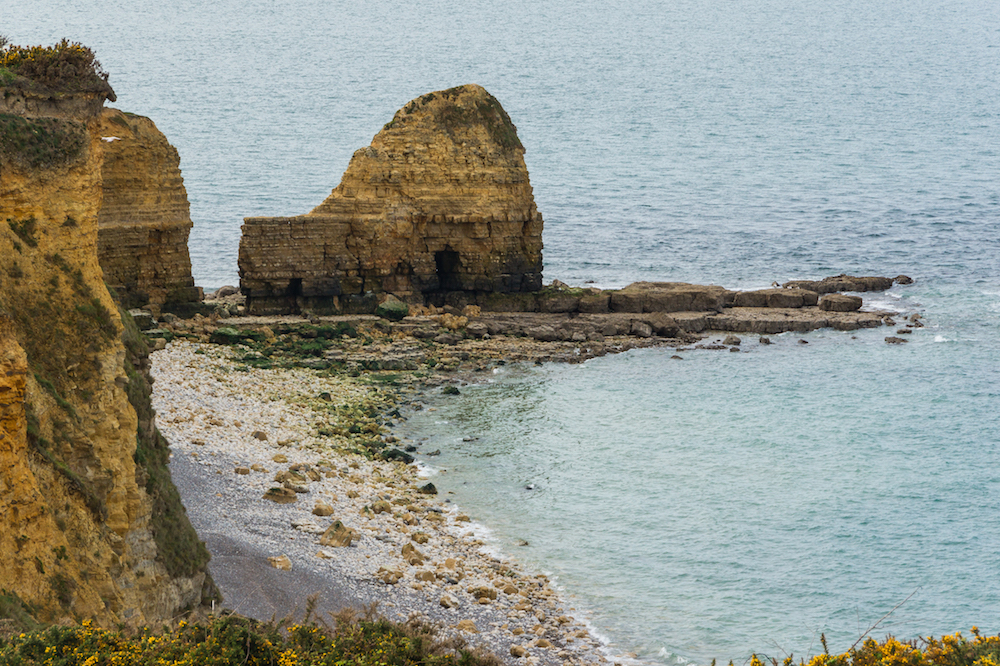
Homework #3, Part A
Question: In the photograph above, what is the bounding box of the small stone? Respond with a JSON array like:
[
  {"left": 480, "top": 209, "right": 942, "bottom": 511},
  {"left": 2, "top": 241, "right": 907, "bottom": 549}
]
[
  {"left": 371, "top": 500, "right": 392, "bottom": 514},
  {"left": 272, "top": 454, "right": 288, "bottom": 463},
  {"left": 234, "top": 467, "right": 250, "bottom": 475},
  {"left": 455, "top": 514, "right": 471, "bottom": 522},
  {"left": 320, "top": 521, "right": 357, "bottom": 547},
  {"left": 510, "top": 645, "right": 527, "bottom": 658},
  {"left": 456, "top": 619, "right": 479, "bottom": 633},
  {"left": 440, "top": 594, "right": 459, "bottom": 609},
  {"left": 252, "top": 431, "right": 268, "bottom": 441},
  {"left": 263, "top": 487, "right": 297, "bottom": 504},
  {"left": 250, "top": 464, "right": 266, "bottom": 472},
  {"left": 416, "top": 570, "right": 436, "bottom": 582},
  {"left": 313, "top": 502, "right": 335, "bottom": 517},
  {"left": 316, "top": 550, "right": 334, "bottom": 559},
  {"left": 896, "top": 328, "right": 912, "bottom": 334},
  {"left": 418, "top": 482, "right": 438, "bottom": 495},
  {"left": 723, "top": 335, "right": 741, "bottom": 346},
  {"left": 885, "top": 336, "right": 909, "bottom": 344},
  {"left": 478, "top": 597, "right": 491, "bottom": 605},
  {"left": 412, "top": 532, "right": 430, "bottom": 544},
  {"left": 537, "top": 639, "right": 553, "bottom": 649},
  {"left": 512, "top": 627, "right": 525, "bottom": 636},
  {"left": 504, "top": 584, "right": 519, "bottom": 595},
  {"left": 267, "top": 555, "right": 291, "bottom": 571},
  {"left": 759, "top": 336, "right": 771, "bottom": 345}
]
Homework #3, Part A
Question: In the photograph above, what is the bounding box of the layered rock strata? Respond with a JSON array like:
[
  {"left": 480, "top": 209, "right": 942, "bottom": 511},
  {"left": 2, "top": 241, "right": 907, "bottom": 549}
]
[
  {"left": 239, "top": 84, "right": 543, "bottom": 315},
  {"left": 96, "top": 108, "right": 199, "bottom": 309},
  {"left": 0, "top": 89, "right": 211, "bottom": 625}
]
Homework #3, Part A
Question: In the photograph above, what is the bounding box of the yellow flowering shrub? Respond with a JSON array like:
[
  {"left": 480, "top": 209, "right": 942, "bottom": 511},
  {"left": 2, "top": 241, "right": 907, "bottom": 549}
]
[
  {"left": 0, "top": 614, "right": 503, "bottom": 666},
  {"left": 752, "top": 630, "right": 1000, "bottom": 666},
  {"left": 0, "top": 38, "right": 115, "bottom": 99}
]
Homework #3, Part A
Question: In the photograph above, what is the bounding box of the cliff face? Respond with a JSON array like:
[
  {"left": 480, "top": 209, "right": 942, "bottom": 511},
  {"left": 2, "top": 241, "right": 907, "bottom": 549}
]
[
  {"left": 239, "top": 84, "right": 543, "bottom": 314},
  {"left": 0, "top": 95, "right": 210, "bottom": 625},
  {"left": 97, "top": 108, "right": 199, "bottom": 309}
]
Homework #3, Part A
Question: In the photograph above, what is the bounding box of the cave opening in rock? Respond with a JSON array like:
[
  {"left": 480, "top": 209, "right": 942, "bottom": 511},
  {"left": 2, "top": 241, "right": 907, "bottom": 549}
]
[
  {"left": 434, "top": 249, "right": 462, "bottom": 291},
  {"left": 287, "top": 277, "right": 302, "bottom": 297}
]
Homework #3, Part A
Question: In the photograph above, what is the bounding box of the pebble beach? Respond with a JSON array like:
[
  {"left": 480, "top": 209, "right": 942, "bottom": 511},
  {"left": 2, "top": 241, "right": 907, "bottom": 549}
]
[{"left": 151, "top": 340, "right": 617, "bottom": 666}]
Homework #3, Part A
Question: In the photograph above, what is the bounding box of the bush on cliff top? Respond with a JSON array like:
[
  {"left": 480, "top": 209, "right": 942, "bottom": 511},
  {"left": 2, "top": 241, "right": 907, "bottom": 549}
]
[{"left": 0, "top": 37, "right": 115, "bottom": 100}]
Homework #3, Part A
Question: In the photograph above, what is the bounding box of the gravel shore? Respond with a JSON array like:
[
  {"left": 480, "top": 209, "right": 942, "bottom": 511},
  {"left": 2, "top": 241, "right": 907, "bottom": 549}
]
[{"left": 153, "top": 341, "right": 617, "bottom": 666}]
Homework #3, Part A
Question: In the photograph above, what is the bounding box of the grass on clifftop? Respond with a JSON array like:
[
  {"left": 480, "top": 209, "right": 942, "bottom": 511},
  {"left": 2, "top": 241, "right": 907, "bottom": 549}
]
[
  {"left": 0, "top": 610, "right": 503, "bottom": 666},
  {"left": 0, "top": 114, "right": 86, "bottom": 169}
]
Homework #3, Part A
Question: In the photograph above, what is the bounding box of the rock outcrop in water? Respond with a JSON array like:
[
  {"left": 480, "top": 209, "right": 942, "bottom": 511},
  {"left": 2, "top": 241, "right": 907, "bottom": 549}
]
[
  {"left": 0, "top": 50, "right": 212, "bottom": 625},
  {"left": 239, "top": 84, "right": 543, "bottom": 315},
  {"left": 96, "top": 108, "right": 200, "bottom": 310}
]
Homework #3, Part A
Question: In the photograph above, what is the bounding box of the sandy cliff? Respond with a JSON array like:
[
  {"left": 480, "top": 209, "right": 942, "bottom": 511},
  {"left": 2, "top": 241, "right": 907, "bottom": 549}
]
[
  {"left": 97, "top": 108, "right": 199, "bottom": 310},
  {"left": 239, "top": 84, "right": 543, "bottom": 314},
  {"left": 0, "top": 91, "right": 211, "bottom": 624}
]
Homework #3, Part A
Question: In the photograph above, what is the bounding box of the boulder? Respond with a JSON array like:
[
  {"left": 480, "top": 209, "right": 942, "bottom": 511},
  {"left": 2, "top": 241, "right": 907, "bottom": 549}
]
[
  {"left": 267, "top": 555, "right": 292, "bottom": 571},
  {"left": 263, "top": 487, "right": 297, "bottom": 504},
  {"left": 819, "top": 294, "right": 863, "bottom": 312},
  {"left": 733, "top": 288, "right": 818, "bottom": 308},
  {"left": 312, "top": 502, "right": 335, "bottom": 517},
  {"left": 376, "top": 295, "right": 409, "bottom": 321},
  {"left": 610, "top": 282, "right": 732, "bottom": 313},
  {"left": 629, "top": 321, "right": 653, "bottom": 338},
  {"left": 782, "top": 275, "right": 894, "bottom": 293},
  {"left": 457, "top": 620, "right": 479, "bottom": 633},
  {"left": 319, "top": 521, "right": 357, "bottom": 547},
  {"left": 577, "top": 292, "right": 610, "bottom": 313}
]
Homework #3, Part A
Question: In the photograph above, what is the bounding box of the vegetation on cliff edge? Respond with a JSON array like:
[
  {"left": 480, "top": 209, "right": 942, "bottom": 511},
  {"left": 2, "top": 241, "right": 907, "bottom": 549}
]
[
  {"left": 0, "top": 611, "right": 503, "bottom": 666},
  {"left": 0, "top": 36, "right": 115, "bottom": 100},
  {"left": 120, "top": 304, "right": 215, "bottom": 591},
  {"left": 0, "top": 114, "right": 87, "bottom": 169}
]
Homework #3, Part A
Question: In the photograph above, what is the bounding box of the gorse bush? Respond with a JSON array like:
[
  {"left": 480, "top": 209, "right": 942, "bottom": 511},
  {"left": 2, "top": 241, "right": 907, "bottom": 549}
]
[
  {"left": 0, "top": 612, "right": 504, "bottom": 666},
  {"left": 745, "top": 629, "right": 1000, "bottom": 666},
  {"left": 0, "top": 38, "right": 115, "bottom": 99}
]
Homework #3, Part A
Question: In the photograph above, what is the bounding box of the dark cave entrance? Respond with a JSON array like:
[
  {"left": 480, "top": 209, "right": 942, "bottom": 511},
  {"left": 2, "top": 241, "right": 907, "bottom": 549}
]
[
  {"left": 286, "top": 277, "right": 302, "bottom": 297},
  {"left": 434, "top": 249, "right": 462, "bottom": 292}
]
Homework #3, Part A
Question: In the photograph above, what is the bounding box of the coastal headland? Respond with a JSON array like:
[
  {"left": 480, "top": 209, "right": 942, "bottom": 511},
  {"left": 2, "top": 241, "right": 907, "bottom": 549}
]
[{"left": 1, "top": 37, "right": 930, "bottom": 664}]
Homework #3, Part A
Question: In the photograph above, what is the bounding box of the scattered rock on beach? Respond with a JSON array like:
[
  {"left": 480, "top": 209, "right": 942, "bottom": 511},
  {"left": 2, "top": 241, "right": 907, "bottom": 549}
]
[
  {"left": 319, "top": 520, "right": 356, "bottom": 547},
  {"left": 886, "top": 336, "right": 909, "bottom": 344},
  {"left": 457, "top": 619, "right": 479, "bottom": 633},
  {"left": 263, "top": 487, "right": 297, "bottom": 504},
  {"left": 267, "top": 555, "right": 291, "bottom": 571},
  {"left": 313, "top": 501, "right": 335, "bottom": 516},
  {"left": 418, "top": 483, "right": 438, "bottom": 495}
]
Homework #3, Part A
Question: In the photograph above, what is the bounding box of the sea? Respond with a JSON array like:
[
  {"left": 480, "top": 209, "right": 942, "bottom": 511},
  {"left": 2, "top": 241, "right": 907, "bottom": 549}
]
[{"left": 8, "top": 1, "right": 1000, "bottom": 662}]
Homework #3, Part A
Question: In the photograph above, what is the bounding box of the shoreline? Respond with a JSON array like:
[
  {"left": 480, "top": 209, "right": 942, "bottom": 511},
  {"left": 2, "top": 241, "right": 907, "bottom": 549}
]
[{"left": 153, "top": 341, "right": 623, "bottom": 666}]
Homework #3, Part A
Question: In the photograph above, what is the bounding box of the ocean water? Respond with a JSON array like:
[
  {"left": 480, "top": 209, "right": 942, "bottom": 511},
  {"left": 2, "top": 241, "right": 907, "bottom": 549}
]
[{"left": 9, "top": 1, "right": 1000, "bottom": 662}]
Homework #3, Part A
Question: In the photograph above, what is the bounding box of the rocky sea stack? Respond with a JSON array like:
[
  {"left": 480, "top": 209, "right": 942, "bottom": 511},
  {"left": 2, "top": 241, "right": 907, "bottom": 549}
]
[{"left": 239, "top": 84, "right": 544, "bottom": 315}]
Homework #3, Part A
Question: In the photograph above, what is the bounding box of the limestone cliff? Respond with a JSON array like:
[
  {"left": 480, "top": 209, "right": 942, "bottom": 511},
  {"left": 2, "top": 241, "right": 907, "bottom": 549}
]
[
  {"left": 239, "top": 84, "right": 543, "bottom": 314},
  {"left": 0, "top": 88, "right": 211, "bottom": 625},
  {"left": 97, "top": 108, "right": 199, "bottom": 309}
]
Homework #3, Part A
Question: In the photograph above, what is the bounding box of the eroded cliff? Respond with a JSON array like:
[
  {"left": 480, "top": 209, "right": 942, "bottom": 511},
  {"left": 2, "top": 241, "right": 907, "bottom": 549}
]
[
  {"left": 0, "top": 70, "right": 211, "bottom": 625},
  {"left": 239, "top": 84, "right": 543, "bottom": 314},
  {"left": 97, "top": 108, "right": 199, "bottom": 309}
]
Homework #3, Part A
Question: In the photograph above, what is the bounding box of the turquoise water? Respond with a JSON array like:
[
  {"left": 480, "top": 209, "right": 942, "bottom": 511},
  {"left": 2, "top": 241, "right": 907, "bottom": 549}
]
[{"left": 9, "top": 1, "right": 1000, "bottom": 662}]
